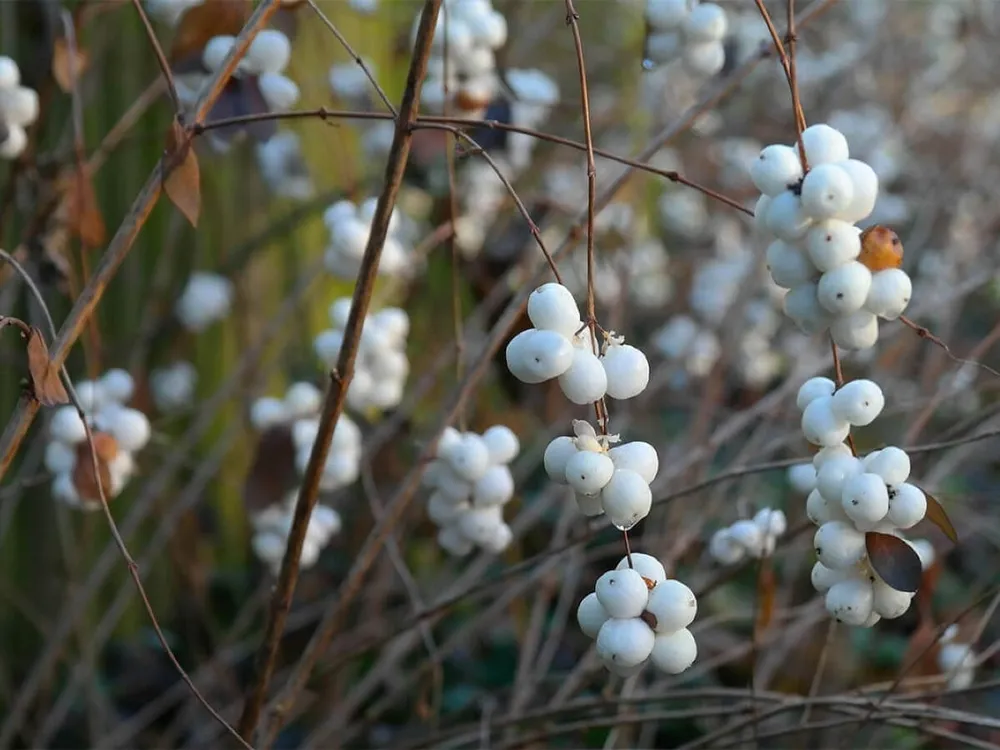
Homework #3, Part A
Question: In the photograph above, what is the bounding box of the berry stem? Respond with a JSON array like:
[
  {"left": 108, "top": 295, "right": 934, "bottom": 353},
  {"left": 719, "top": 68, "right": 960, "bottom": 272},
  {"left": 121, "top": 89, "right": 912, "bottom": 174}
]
[{"left": 829, "top": 335, "right": 858, "bottom": 456}]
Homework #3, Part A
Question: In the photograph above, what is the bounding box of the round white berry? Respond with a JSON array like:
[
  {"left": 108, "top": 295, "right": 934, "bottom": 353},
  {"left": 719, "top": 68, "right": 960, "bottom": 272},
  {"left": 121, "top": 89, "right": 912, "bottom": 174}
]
[
  {"left": 248, "top": 29, "right": 291, "bottom": 74},
  {"left": 436, "top": 426, "right": 463, "bottom": 458},
  {"left": 472, "top": 464, "right": 515, "bottom": 507},
  {"left": 728, "top": 519, "right": 764, "bottom": 557},
  {"left": 607, "top": 441, "right": 659, "bottom": 484},
  {"left": 864, "top": 268, "right": 911, "bottom": 320},
  {"left": 796, "top": 376, "right": 836, "bottom": 411},
  {"left": 754, "top": 508, "right": 787, "bottom": 537},
  {"left": 314, "top": 329, "right": 343, "bottom": 365},
  {"left": 681, "top": 41, "right": 726, "bottom": 77},
  {"left": 649, "top": 628, "right": 697, "bottom": 674},
  {"left": 601, "top": 343, "right": 650, "bottom": 400},
  {"left": 750, "top": 144, "right": 804, "bottom": 197},
  {"left": 683, "top": 3, "right": 727, "bottom": 41},
  {"left": 44, "top": 440, "right": 77, "bottom": 475},
  {"left": 800, "top": 124, "right": 850, "bottom": 166},
  {"left": 872, "top": 577, "right": 914, "bottom": 619},
  {"left": 99, "top": 369, "right": 134, "bottom": 404},
  {"left": 753, "top": 194, "right": 772, "bottom": 231},
  {"left": 505, "top": 329, "right": 575, "bottom": 384},
  {"left": 765, "top": 190, "right": 812, "bottom": 242},
  {"left": 909, "top": 538, "right": 936, "bottom": 570},
  {"left": 766, "top": 240, "right": 815, "bottom": 288},
  {"left": 558, "top": 347, "right": 608, "bottom": 405},
  {"left": 259, "top": 72, "right": 300, "bottom": 111},
  {"left": 251, "top": 397, "right": 289, "bottom": 431},
  {"left": 285, "top": 382, "right": 322, "bottom": 419},
  {"left": 806, "top": 488, "right": 849, "bottom": 525},
  {"left": 831, "top": 379, "right": 885, "bottom": 426},
  {"left": 596, "top": 617, "right": 656, "bottom": 670},
  {"left": 834, "top": 159, "right": 879, "bottom": 222},
  {"left": 645, "top": 30, "right": 682, "bottom": 64},
  {"left": 481, "top": 425, "right": 519, "bottom": 465},
  {"left": 645, "top": 579, "right": 697, "bottom": 633},
  {"left": 543, "top": 436, "right": 577, "bottom": 484},
  {"left": 814, "top": 520, "right": 867, "bottom": 570},
  {"left": 481, "top": 522, "right": 513, "bottom": 554},
  {"left": 783, "top": 283, "right": 832, "bottom": 335},
  {"left": 646, "top": 0, "right": 689, "bottom": 29},
  {"left": 830, "top": 310, "right": 879, "bottom": 350},
  {"left": 817, "top": 261, "right": 872, "bottom": 315},
  {"left": 427, "top": 492, "right": 469, "bottom": 526},
  {"left": 75, "top": 380, "right": 106, "bottom": 413},
  {"left": 575, "top": 491, "right": 605, "bottom": 517},
  {"left": 816, "top": 454, "right": 864, "bottom": 504},
  {"left": 577, "top": 592, "right": 610, "bottom": 639},
  {"left": 50, "top": 406, "right": 87, "bottom": 445},
  {"left": 0, "top": 56, "right": 20, "bottom": 88},
  {"left": 527, "top": 283, "right": 581, "bottom": 339},
  {"left": 866, "top": 446, "right": 910, "bottom": 486},
  {"left": 788, "top": 462, "right": 817, "bottom": 495},
  {"left": 813, "top": 443, "right": 853, "bottom": 469},
  {"left": 202, "top": 35, "right": 235, "bottom": 72},
  {"left": 806, "top": 220, "right": 862, "bottom": 272},
  {"left": 709, "top": 528, "right": 745, "bottom": 564},
  {"left": 595, "top": 568, "right": 650, "bottom": 618},
  {"left": 0, "top": 124, "right": 27, "bottom": 159},
  {"left": 811, "top": 561, "right": 849, "bottom": 592},
  {"left": 800, "top": 164, "right": 856, "bottom": 221},
  {"left": 328, "top": 298, "right": 353, "bottom": 328},
  {"left": 842, "top": 472, "right": 890, "bottom": 526},
  {"left": 801, "top": 395, "right": 851, "bottom": 447},
  {"left": 106, "top": 407, "right": 151, "bottom": 453},
  {"left": 564, "top": 450, "right": 615, "bottom": 496},
  {"left": 825, "top": 577, "right": 874, "bottom": 625},
  {"left": 615, "top": 553, "right": 666, "bottom": 584},
  {"left": 442, "top": 433, "right": 491, "bottom": 483},
  {"left": 458, "top": 506, "right": 505, "bottom": 546},
  {"left": 887, "top": 483, "right": 926, "bottom": 529},
  {"left": 600, "top": 469, "right": 652, "bottom": 530},
  {"left": 438, "top": 525, "right": 474, "bottom": 556}
]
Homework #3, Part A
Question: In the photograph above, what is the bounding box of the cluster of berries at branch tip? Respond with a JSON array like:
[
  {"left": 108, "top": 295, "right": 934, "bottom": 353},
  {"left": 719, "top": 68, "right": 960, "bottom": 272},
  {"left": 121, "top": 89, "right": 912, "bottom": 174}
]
[
  {"left": 250, "top": 491, "right": 342, "bottom": 575},
  {"left": 46, "top": 370, "right": 151, "bottom": 511},
  {"left": 545, "top": 420, "right": 657, "bottom": 530},
  {"left": 323, "top": 197, "right": 415, "bottom": 280},
  {"left": 175, "top": 271, "right": 234, "bottom": 333},
  {"left": 506, "top": 283, "right": 650, "bottom": 405},
  {"left": 150, "top": 361, "right": 198, "bottom": 415},
  {"left": 791, "top": 376, "right": 936, "bottom": 626},
  {"left": 314, "top": 298, "right": 410, "bottom": 414},
  {"left": 577, "top": 554, "right": 698, "bottom": 677},
  {"left": 419, "top": 0, "right": 508, "bottom": 115},
  {"left": 709, "top": 508, "right": 788, "bottom": 565},
  {"left": 937, "top": 624, "right": 978, "bottom": 690},
  {"left": 251, "top": 382, "right": 362, "bottom": 492},
  {"left": 423, "top": 425, "right": 519, "bottom": 556},
  {"left": 644, "top": 0, "right": 728, "bottom": 77},
  {"left": 0, "top": 56, "right": 38, "bottom": 160},
  {"left": 752, "top": 123, "right": 912, "bottom": 350}
]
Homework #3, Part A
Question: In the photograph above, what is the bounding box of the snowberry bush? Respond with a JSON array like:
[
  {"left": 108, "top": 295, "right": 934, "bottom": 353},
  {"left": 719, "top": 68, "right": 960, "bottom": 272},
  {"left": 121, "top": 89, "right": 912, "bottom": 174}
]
[
  {"left": 709, "top": 508, "right": 787, "bottom": 565},
  {"left": 323, "top": 197, "right": 415, "bottom": 280},
  {"left": 577, "top": 554, "right": 698, "bottom": 676},
  {"left": 251, "top": 382, "right": 362, "bottom": 492},
  {"left": 423, "top": 424, "right": 519, "bottom": 556},
  {"left": 175, "top": 271, "right": 234, "bottom": 333},
  {"left": 0, "top": 56, "right": 38, "bottom": 160},
  {"left": 250, "top": 491, "right": 342, "bottom": 575},
  {"left": 46, "top": 369, "right": 151, "bottom": 511},
  {"left": 645, "top": 0, "right": 728, "bottom": 77},
  {"left": 314, "top": 298, "right": 410, "bottom": 413}
]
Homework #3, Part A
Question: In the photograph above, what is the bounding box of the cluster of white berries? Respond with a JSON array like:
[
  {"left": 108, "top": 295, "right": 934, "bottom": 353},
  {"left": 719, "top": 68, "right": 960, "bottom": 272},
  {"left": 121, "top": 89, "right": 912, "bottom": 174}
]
[
  {"left": 46, "top": 370, "right": 151, "bottom": 510},
  {"left": 645, "top": 0, "right": 728, "bottom": 78},
  {"left": 256, "top": 130, "right": 315, "bottom": 201},
  {"left": 313, "top": 298, "right": 410, "bottom": 413},
  {"left": 505, "top": 283, "right": 650, "bottom": 405},
  {"left": 937, "top": 624, "right": 977, "bottom": 690},
  {"left": 0, "top": 57, "right": 38, "bottom": 159},
  {"left": 652, "top": 314, "right": 721, "bottom": 382},
  {"left": 150, "top": 361, "right": 198, "bottom": 414},
  {"left": 792, "top": 376, "right": 932, "bottom": 626},
  {"left": 250, "top": 492, "right": 342, "bottom": 575},
  {"left": 709, "top": 508, "right": 788, "bottom": 565},
  {"left": 577, "top": 554, "right": 698, "bottom": 676},
  {"left": 251, "top": 382, "right": 362, "bottom": 492},
  {"left": 420, "top": 0, "right": 508, "bottom": 115},
  {"left": 752, "top": 123, "right": 912, "bottom": 349},
  {"left": 423, "top": 425, "right": 519, "bottom": 556},
  {"left": 544, "top": 420, "right": 658, "bottom": 530},
  {"left": 175, "top": 272, "right": 234, "bottom": 333},
  {"left": 323, "top": 198, "right": 414, "bottom": 280}
]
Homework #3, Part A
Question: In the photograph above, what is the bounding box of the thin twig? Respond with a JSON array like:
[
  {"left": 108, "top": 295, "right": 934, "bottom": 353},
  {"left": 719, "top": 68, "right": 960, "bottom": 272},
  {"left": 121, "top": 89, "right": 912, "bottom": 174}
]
[{"left": 130, "top": 0, "right": 181, "bottom": 113}]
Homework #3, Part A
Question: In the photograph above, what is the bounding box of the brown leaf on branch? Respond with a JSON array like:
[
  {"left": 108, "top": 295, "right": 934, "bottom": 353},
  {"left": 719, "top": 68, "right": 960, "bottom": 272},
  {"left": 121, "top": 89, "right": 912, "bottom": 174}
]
[
  {"left": 163, "top": 118, "right": 201, "bottom": 227},
  {"left": 73, "top": 432, "right": 118, "bottom": 504},
  {"left": 866, "top": 532, "right": 923, "bottom": 593},
  {"left": 61, "top": 166, "right": 107, "bottom": 247},
  {"left": 169, "top": 0, "right": 251, "bottom": 64},
  {"left": 52, "top": 37, "right": 90, "bottom": 92},
  {"left": 25, "top": 327, "right": 69, "bottom": 406},
  {"left": 919, "top": 487, "right": 959, "bottom": 544},
  {"left": 244, "top": 425, "right": 297, "bottom": 515}
]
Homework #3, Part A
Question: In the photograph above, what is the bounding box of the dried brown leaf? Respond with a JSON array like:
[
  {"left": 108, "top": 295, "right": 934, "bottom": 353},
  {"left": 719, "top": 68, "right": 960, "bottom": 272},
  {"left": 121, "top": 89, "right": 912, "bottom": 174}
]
[
  {"left": 26, "top": 327, "right": 69, "bottom": 406},
  {"left": 920, "top": 487, "right": 959, "bottom": 544},
  {"left": 169, "top": 0, "right": 251, "bottom": 64},
  {"left": 73, "top": 432, "right": 118, "bottom": 504},
  {"left": 866, "top": 532, "right": 923, "bottom": 594},
  {"left": 244, "top": 425, "right": 297, "bottom": 515},
  {"left": 163, "top": 118, "right": 201, "bottom": 227},
  {"left": 52, "top": 37, "right": 90, "bottom": 92}
]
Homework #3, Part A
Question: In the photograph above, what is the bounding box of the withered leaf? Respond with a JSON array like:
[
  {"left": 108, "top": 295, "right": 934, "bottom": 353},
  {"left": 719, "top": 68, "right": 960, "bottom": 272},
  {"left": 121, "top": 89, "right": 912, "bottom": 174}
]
[
  {"left": 26, "top": 327, "right": 69, "bottom": 406},
  {"left": 919, "top": 486, "right": 959, "bottom": 544},
  {"left": 163, "top": 118, "right": 201, "bottom": 227},
  {"left": 73, "top": 432, "right": 118, "bottom": 505},
  {"left": 244, "top": 425, "right": 297, "bottom": 515},
  {"left": 169, "top": 0, "right": 251, "bottom": 64},
  {"left": 52, "top": 37, "right": 90, "bottom": 92},
  {"left": 754, "top": 559, "right": 776, "bottom": 637},
  {"left": 866, "top": 532, "right": 923, "bottom": 594},
  {"left": 63, "top": 166, "right": 106, "bottom": 247}
]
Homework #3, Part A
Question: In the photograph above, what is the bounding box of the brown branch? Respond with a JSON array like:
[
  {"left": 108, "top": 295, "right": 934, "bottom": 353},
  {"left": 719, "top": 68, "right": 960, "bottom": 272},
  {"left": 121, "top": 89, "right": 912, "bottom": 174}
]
[
  {"left": 754, "top": 0, "right": 808, "bottom": 168},
  {"left": 235, "top": 0, "right": 445, "bottom": 743},
  {"left": 900, "top": 314, "right": 1000, "bottom": 380},
  {"left": 130, "top": 0, "right": 180, "bottom": 113}
]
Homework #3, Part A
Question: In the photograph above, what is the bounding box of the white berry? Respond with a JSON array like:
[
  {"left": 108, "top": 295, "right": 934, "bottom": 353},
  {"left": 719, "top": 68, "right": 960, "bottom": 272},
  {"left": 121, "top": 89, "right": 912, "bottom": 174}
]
[
  {"left": 750, "top": 144, "right": 803, "bottom": 197},
  {"left": 864, "top": 268, "right": 911, "bottom": 320},
  {"left": 866, "top": 446, "right": 910, "bottom": 486},
  {"left": 558, "top": 347, "right": 608, "bottom": 404},
  {"left": 830, "top": 310, "right": 879, "bottom": 350},
  {"left": 607, "top": 441, "right": 659, "bottom": 484},
  {"left": 887, "top": 483, "right": 926, "bottom": 529},
  {"left": 831, "top": 379, "right": 885, "bottom": 426},
  {"left": 600, "top": 469, "right": 653, "bottom": 530},
  {"left": 649, "top": 628, "right": 697, "bottom": 674},
  {"left": 577, "top": 592, "right": 610, "bottom": 639},
  {"left": 801, "top": 395, "right": 851, "bottom": 447},
  {"left": 564, "top": 450, "right": 615, "bottom": 496},
  {"left": 800, "top": 124, "right": 850, "bottom": 166},
  {"left": 645, "top": 579, "right": 697, "bottom": 632},
  {"left": 814, "top": 520, "right": 867, "bottom": 570},
  {"left": 615, "top": 553, "right": 666, "bottom": 584},
  {"left": 817, "top": 261, "right": 872, "bottom": 315},
  {"left": 766, "top": 240, "right": 815, "bottom": 288},
  {"left": 842, "top": 472, "right": 890, "bottom": 525},
  {"left": 825, "top": 577, "right": 874, "bottom": 625},
  {"left": 505, "top": 329, "right": 575, "bottom": 384},
  {"left": 872, "top": 577, "right": 914, "bottom": 619},
  {"left": 544, "top": 436, "right": 578, "bottom": 484},
  {"left": 596, "top": 617, "right": 656, "bottom": 670},
  {"left": 527, "top": 283, "right": 581, "bottom": 339},
  {"left": 796, "top": 377, "right": 836, "bottom": 410},
  {"left": 601, "top": 343, "right": 650, "bottom": 400},
  {"left": 595, "top": 568, "right": 650, "bottom": 618},
  {"left": 806, "top": 220, "right": 862, "bottom": 272}
]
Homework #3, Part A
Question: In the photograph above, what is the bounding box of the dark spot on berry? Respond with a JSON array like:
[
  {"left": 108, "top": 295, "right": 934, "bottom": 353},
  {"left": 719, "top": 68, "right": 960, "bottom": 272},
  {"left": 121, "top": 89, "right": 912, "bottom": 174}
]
[{"left": 837, "top": 293, "right": 844, "bottom": 299}]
